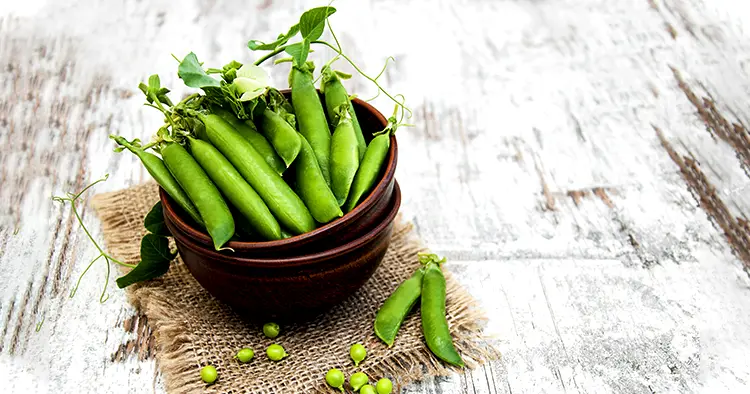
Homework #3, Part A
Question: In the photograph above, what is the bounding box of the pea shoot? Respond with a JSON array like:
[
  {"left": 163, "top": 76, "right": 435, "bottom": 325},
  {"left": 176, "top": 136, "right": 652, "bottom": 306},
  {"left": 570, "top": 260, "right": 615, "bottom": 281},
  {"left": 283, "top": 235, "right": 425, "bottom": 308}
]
[
  {"left": 350, "top": 343, "right": 367, "bottom": 366},
  {"left": 263, "top": 322, "right": 280, "bottom": 339},
  {"left": 200, "top": 365, "right": 218, "bottom": 384},
  {"left": 266, "top": 344, "right": 288, "bottom": 361},
  {"left": 325, "top": 368, "right": 345, "bottom": 392}
]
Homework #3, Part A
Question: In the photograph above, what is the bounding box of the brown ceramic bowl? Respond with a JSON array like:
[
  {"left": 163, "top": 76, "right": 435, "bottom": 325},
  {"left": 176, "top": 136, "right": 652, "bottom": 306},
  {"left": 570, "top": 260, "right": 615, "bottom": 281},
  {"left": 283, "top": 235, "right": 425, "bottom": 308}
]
[
  {"left": 164, "top": 181, "right": 401, "bottom": 320},
  {"left": 161, "top": 93, "right": 397, "bottom": 258}
]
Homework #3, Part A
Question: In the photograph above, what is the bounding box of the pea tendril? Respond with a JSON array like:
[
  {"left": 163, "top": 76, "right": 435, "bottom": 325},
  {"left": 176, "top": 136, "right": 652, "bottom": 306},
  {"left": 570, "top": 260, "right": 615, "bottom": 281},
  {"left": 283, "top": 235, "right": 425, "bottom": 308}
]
[{"left": 52, "top": 174, "right": 136, "bottom": 303}]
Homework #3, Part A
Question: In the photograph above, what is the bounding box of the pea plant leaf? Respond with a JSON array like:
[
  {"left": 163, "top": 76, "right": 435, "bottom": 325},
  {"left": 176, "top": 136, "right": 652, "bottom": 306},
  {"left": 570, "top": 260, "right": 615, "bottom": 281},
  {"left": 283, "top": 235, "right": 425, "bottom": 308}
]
[
  {"left": 299, "top": 6, "right": 336, "bottom": 42},
  {"left": 248, "top": 24, "right": 300, "bottom": 51},
  {"left": 144, "top": 201, "right": 170, "bottom": 236},
  {"left": 139, "top": 75, "right": 173, "bottom": 106},
  {"left": 285, "top": 40, "right": 311, "bottom": 67},
  {"left": 116, "top": 234, "right": 175, "bottom": 288},
  {"left": 177, "top": 52, "right": 221, "bottom": 88}
]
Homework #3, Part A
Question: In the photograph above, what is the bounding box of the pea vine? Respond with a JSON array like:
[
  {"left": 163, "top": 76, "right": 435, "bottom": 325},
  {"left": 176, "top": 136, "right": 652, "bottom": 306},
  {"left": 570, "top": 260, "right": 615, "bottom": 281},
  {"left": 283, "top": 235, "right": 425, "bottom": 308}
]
[
  {"left": 247, "top": 5, "right": 412, "bottom": 119},
  {"left": 52, "top": 174, "right": 136, "bottom": 303}
]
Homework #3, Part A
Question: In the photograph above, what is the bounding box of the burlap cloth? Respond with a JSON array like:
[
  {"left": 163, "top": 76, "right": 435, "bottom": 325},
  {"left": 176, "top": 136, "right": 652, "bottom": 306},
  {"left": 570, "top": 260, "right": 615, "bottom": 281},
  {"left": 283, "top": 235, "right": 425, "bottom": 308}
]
[{"left": 91, "top": 182, "right": 499, "bottom": 393}]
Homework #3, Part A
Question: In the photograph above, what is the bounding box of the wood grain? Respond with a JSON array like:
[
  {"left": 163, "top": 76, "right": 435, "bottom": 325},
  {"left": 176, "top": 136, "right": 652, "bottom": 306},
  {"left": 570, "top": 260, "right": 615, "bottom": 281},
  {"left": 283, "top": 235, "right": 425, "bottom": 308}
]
[{"left": 2, "top": 0, "right": 750, "bottom": 393}]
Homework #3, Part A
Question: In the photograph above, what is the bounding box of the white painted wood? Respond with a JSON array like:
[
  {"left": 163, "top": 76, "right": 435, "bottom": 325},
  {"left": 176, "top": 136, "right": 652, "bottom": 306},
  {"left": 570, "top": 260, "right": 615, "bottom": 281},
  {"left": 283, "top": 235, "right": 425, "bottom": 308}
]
[{"left": 2, "top": 0, "right": 750, "bottom": 393}]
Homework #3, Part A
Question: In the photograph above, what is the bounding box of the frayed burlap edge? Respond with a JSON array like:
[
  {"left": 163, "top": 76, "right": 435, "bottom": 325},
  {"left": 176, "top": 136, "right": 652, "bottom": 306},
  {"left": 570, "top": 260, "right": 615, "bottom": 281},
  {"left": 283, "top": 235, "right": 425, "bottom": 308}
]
[{"left": 91, "top": 183, "right": 501, "bottom": 393}]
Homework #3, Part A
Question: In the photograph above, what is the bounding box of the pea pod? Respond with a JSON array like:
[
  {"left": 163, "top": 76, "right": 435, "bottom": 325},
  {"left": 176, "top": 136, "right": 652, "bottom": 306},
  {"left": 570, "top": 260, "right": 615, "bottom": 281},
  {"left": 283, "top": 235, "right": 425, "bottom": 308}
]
[
  {"left": 198, "top": 113, "right": 316, "bottom": 235},
  {"left": 161, "top": 142, "right": 234, "bottom": 250},
  {"left": 421, "top": 260, "right": 464, "bottom": 367},
  {"left": 374, "top": 268, "right": 424, "bottom": 347},
  {"left": 330, "top": 106, "right": 360, "bottom": 206},
  {"left": 188, "top": 137, "right": 282, "bottom": 241},
  {"left": 321, "top": 66, "right": 366, "bottom": 159},
  {"left": 290, "top": 63, "right": 331, "bottom": 185},
  {"left": 258, "top": 108, "right": 301, "bottom": 167},
  {"left": 343, "top": 133, "right": 390, "bottom": 212},
  {"left": 294, "top": 133, "right": 342, "bottom": 223},
  {"left": 211, "top": 107, "right": 286, "bottom": 175},
  {"left": 110, "top": 135, "right": 204, "bottom": 227}
]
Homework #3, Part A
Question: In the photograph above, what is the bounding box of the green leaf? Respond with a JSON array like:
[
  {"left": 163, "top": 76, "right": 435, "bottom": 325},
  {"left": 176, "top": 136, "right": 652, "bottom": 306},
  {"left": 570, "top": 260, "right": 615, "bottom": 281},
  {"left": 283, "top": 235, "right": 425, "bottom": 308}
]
[
  {"left": 115, "top": 234, "right": 176, "bottom": 288},
  {"left": 138, "top": 82, "right": 149, "bottom": 97},
  {"left": 299, "top": 6, "right": 336, "bottom": 41},
  {"left": 144, "top": 201, "right": 170, "bottom": 236},
  {"left": 222, "top": 60, "right": 244, "bottom": 71},
  {"left": 148, "top": 74, "right": 161, "bottom": 92},
  {"left": 248, "top": 24, "right": 300, "bottom": 51},
  {"left": 219, "top": 60, "right": 243, "bottom": 83},
  {"left": 285, "top": 40, "right": 311, "bottom": 67},
  {"left": 177, "top": 52, "right": 221, "bottom": 88}
]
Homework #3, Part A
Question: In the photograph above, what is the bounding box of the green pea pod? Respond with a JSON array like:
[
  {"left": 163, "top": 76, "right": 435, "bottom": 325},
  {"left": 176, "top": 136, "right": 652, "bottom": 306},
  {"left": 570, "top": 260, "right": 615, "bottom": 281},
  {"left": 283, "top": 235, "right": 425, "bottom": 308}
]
[
  {"left": 290, "top": 64, "right": 331, "bottom": 185},
  {"left": 258, "top": 108, "right": 302, "bottom": 167},
  {"left": 188, "top": 137, "right": 282, "bottom": 241},
  {"left": 343, "top": 133, "right": 390, "bottom": 212},
  {"left": 374, "top": 268, "right": 424, "bottom": 347},
  {"left": 421, "top": 262, "right": 464, "bottom": 367},
  {"left": 321, "top": 66, "right": 366, "bottom": 159},
  {"left": 212, "top": 107, "right": 286, "bottom": 175},
  {"left": 294, "top": 133, "right": 342, "bottom": 223},
  {"left": 161, "top": 143, "right": 234, "bottom": 250},
  {"left": 110, "top": 135, "right": 204, "bottom": 227},
  {"left": 330, "top": 110, "right": 360, "bottom": 206},
  {"left": 198, "top": 113, "right": 316, "bottom": 235}
]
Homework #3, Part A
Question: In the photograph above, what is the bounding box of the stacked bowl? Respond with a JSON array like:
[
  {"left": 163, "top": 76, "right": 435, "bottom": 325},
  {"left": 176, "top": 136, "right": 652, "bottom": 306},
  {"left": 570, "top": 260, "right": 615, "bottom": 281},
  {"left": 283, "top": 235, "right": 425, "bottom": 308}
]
[{"left": 161, "top": 96, "right": 400, "bottom": 321}]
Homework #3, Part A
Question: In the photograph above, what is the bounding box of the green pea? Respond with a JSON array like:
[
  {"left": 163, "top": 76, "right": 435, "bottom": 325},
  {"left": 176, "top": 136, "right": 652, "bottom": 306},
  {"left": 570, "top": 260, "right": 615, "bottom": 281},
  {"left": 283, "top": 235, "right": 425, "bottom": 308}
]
[
  {"left": 258, "top": 108, "right": 302, "bottom": 167},
  {"left": 266, "top": 344, "right": 288, "bottom": 361},
  {"left": 293, "top": 133, "right": 342, "bottom": 223},
  {"left": 200, "top": 365, "right": 218, "bottom": 384},
  {"left": 376, "top": 378, "right": 393, "bottom": 394},
  {"left": 330, "top": 109, "right": 360, "bottom": 206},
  {"left": 188, "top": 137, "right": 282, "bottom": 241},
  {"left": 321, "top": 65, "right": 366, "bottom": 159},
  {"left": 161, "top": 142, "right": 234, "bottom": 250},
  {"left": 198, "top": 113, "right": 315, "bottom": 235},
  {"left": 360, "top": 385, "right": 376, "bottom": 394},
  {"left": 263, "top": 322, "right": 280, "bottom": 339},
  {"left": 235, "top": 348, "right": 254, "bottom": 363},
  {"left": 325, "top": 368, "right": 345, "bottom": 392},
  {"left": 421, "top": 258, "right": 465, "bottom": 367},
  {"left": 349, "top": 371, "right": 369, "bottom": 391},
  {"left": 291, "top": 63, "right": 331, "bottom": 185},
  {"left": 110, "top": 135, "right": 203, "bottom": 226},
  {"left": 343, "top": 133, "right": 391, "bottom": 213},
  {"left": 374, "top": 269, "right": 424, "bottom": 346},
  {"left": 349, "top": 343, "right": 367, "bottom": 366},
  {"left": 211, "top": 106, "right": 287, "bottom": 175}
]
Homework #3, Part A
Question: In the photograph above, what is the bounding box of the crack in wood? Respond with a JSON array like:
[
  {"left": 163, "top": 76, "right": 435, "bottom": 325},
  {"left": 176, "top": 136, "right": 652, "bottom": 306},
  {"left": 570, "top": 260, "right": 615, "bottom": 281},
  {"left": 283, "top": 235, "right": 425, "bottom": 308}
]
[
  {"left": 9, "top": 281, "right": 33, "bottom": 355},
  {"left": 666, "top": 23, "right": 678, "bottom": 39},
  {"left": 0, "top": 297, "right": 16, "bottom": 353},
  {"left": 663, "top": 1, "right": 699, "bottom": 39},
  {"left": 671, "top": 67, "right": 750, "bottom": 178},
  {"left": 532, "top": 154, "right": 556, "bottom": 211},
  {"left": 655, "top": 126, "right": 750, "bottom": 273},
  {"left": 111, "top": 314, "right": 156, "bottom": 362}
]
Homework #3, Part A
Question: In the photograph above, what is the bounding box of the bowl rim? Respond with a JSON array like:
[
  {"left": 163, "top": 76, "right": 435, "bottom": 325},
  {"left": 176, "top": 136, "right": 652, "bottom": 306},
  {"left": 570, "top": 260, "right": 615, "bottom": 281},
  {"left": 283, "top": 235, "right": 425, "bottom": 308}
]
[
  {"left": 161, "top": 95, "right": 397, "bottom": 250},
  {"left": 169, "top": 181, "right": 402, "bottom": 268}
]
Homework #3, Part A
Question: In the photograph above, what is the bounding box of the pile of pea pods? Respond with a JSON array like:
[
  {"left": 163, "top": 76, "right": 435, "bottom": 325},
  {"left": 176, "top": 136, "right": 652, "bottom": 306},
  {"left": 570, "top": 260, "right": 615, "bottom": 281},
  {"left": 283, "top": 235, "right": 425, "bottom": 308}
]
[{"left": 112, "top": 58, "right": 400, "bottom": 251}]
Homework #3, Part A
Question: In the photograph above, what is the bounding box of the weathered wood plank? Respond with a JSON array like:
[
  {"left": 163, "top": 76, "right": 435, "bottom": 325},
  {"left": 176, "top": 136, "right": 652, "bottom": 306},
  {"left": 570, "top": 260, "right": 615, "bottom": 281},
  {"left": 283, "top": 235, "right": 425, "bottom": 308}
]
[{"left": 2, "top": 0, "right": 750, "bottom": 393}]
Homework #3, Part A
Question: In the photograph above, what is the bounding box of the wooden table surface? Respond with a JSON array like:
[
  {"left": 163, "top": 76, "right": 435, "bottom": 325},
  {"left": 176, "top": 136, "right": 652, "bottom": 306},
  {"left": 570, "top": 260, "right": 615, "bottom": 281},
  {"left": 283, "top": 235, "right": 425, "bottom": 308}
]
[{"left": 2, "top": 0, "right": 750, "bottom": 392}]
